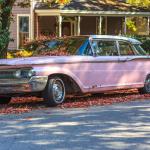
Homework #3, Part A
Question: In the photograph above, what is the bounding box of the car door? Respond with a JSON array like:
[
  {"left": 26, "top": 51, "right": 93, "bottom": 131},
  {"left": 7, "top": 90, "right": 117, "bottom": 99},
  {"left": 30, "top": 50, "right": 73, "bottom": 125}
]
[
  {"left": 79, "top": 39, "right": 123, "bottom": 92},
  {"left": 90, "top": 39, "right": 122, "bottom": 91},
  {"left": 117, "top": 40, "right": 144, "bottom": 87}
]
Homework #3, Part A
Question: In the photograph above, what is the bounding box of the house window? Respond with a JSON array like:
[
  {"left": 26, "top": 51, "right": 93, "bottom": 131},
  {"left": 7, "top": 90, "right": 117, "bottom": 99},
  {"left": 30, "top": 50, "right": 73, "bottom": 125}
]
[{"left": 18, "top": 16, "right": 30, "bottom": 49}]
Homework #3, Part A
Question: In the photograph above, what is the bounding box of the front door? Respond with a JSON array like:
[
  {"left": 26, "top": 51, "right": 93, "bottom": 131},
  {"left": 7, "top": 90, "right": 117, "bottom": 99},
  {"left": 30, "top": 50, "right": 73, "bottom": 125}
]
[
  {"left": 62, "top": 22, "right": 71, "bottom": 36},
  {"left": 62, "top": 21, "right": 75, "bottom": 36},
  {"left": 89, "top": 40, "right": 120, "bottom": 91},
  {"left": 76, "top": 39, "right": 121, "bottom": 92},
  {"left": 107, "top": 17, "right": 123, "bottom": 35}
]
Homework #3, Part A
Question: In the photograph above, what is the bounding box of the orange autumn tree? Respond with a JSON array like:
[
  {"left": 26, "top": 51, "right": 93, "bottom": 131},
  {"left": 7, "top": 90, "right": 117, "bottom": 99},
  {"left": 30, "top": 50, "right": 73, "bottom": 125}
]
[{"left": 48, "top": 0, "right": 71, "bottom": 5}]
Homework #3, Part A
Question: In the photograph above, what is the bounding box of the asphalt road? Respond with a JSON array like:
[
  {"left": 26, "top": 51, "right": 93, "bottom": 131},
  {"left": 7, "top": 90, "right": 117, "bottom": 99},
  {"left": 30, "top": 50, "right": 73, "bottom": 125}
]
[{"left": 0, "top": 100, "right": 150, "bottom": 150}]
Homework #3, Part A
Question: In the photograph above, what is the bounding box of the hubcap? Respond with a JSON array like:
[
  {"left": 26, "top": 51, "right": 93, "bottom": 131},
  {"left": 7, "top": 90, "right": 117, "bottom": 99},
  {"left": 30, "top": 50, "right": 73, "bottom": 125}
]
[{"left": 52, "top": 80, "right": 64, "bottom": 103}]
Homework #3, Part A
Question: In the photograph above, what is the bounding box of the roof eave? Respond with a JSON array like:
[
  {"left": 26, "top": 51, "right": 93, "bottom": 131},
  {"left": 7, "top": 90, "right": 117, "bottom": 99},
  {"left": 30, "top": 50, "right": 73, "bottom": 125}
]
[{"left": 35, "top": 9, "right": 150, "bottom": 16}]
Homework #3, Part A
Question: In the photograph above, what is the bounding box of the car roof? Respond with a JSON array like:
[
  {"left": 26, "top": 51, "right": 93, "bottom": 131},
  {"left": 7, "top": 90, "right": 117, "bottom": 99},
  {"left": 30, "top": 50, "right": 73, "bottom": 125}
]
[
  {"left": 90, "top": 35, "right": 141, "bottom": 44},
  {"left": 45, "top": 35, "right": 141, "bottom": 44}
]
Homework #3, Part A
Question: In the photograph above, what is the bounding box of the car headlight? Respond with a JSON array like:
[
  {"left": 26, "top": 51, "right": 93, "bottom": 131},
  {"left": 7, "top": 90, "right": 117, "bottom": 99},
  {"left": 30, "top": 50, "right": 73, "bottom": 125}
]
[
  {"left": 14, "top": 70, "right": 21, "bottom": 78},
  {"left": 27, "top": 70, "right": 36, "bottom": 78},
  {"left": 14, "top": 69, "right": 36, "bottom": 78}
]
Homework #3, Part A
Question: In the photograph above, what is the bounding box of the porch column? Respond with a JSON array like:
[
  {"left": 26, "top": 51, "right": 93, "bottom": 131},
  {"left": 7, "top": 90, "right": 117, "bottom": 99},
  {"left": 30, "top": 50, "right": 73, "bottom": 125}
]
[
  {"left": 58, "top": 15, "right": 62, "bottom": 37},
  {"left": 148, "top": 17, "right": 150, "bottom": 35},
  {"left": 77, "top": 16, "right": 81, "bottom": 36},
  {"left": 98, "top": 16, "right": 102, "bottom": 35},
  {"left": 30, "top": 0, "right": 35, "bottom": 40},
  {"left": 124, "top": 16, "right": 127, "bottom": 35},
  {"left": 36, "top": 15, "right": 39, "bottom": 38},
  {"left": 105, "top": 16, "right": 107, "bottom": 34}
]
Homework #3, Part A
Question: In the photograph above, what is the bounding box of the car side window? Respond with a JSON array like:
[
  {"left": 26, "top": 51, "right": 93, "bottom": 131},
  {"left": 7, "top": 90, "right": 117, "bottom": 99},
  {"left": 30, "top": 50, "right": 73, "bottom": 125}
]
[
  {"left": 119, "top": 41, "right": 135, "bottom": 56},
  {"left": 92, "top": 40, "right": 118, "bottom": 56}
]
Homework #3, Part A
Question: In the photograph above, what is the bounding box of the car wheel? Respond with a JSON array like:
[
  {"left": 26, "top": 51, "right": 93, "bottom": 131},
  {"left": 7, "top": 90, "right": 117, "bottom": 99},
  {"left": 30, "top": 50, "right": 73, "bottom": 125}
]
[
  {"left": 0, "top": 97, "right": 11, "bottom": 104},
  {"left": 139, "top": 75, "right": 150, "bottom": 94},
  {"left": 44, "top": 77, "right": 66, "bottom": 107}
]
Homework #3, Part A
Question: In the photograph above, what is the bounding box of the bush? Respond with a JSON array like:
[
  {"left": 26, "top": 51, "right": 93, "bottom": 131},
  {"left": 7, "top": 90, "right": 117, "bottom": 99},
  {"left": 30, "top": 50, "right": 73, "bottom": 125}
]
[
  {"left": 24, "top": 36, "right": 55, "bottom": 51},
  {"left": 7, "top": 50, "right": 33, "bottom": 59},
  {"left": 7, "top": 36, "right": 86, "bottom": 58},
  {"left": 127, "top": 35, "right": 150, "bottom": 54},
  {"left": 24, "top": 36, "right": 86, "bottom": 56},
  {"left": 141, "top": 39, "right": 150, "bottom": 54}
]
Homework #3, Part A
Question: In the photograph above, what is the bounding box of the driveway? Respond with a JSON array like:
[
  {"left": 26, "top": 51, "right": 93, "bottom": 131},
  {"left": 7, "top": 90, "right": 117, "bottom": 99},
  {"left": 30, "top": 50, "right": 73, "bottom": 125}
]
[{"left": 0, "top": 100, "right": 150, "bottom": 150}]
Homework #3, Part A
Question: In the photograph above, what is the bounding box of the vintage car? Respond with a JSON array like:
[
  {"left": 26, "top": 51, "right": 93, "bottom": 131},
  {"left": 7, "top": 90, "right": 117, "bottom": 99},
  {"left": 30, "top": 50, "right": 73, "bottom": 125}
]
[{"left": 0, "top": 35, "right": 149, "bottom": 106}]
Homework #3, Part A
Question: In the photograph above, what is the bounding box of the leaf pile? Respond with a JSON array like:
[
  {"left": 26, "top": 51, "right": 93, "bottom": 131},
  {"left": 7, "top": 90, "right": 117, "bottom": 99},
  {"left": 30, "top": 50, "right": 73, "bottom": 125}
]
[
  {"left": 0, "top": 89, "right": 150, "bottom": 114},
  {"left": 34, "top": 49, "right": 70, "bottom": 56}
]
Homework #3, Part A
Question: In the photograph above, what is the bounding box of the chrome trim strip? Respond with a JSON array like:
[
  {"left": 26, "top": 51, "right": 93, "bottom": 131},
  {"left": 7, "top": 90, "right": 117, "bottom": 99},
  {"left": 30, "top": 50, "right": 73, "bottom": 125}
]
[{"left": 84, "top": 82, "right": 143, "bottom": 89}]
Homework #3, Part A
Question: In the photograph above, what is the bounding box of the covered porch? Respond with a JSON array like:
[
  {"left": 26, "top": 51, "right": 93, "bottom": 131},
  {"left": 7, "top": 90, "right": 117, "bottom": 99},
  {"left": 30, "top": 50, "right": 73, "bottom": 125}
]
[
  {"left": 33, "top": 0, "right": 150, "bottom": 39},
  {"left": 18, "top": 0, "right": 150, "bottom": 48},
  {"left": 34, "top": 12, "right": 150, "bottom": 38}
]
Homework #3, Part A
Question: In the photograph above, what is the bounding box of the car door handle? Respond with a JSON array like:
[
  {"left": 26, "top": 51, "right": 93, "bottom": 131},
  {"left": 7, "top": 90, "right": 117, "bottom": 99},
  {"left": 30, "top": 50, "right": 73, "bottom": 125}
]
[
  {"left": 119, "top": 57, "right": 131, "bottom": 62},
  {"left": 119, "top": 59, "right": 127, "bottom": 62}
]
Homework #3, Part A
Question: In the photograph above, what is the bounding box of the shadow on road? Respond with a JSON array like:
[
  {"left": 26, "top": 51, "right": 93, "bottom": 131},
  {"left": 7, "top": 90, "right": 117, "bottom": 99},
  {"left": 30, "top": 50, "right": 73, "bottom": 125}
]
[{"left": 0, "top": 100, "right": 150, "bottom": 150}]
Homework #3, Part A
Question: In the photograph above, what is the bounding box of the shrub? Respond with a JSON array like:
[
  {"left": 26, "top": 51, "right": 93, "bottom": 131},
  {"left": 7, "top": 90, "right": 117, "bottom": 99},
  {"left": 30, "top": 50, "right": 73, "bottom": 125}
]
[
  {"left": 24, "top": 36, "right": 55, "bottom": 51},
  {"left": 141, "top": 39, "right": 150, "bottom": 54},
  {"left": 127, "top": 35, "right": 150, "bottom": 53},
  {"left": 24, "top": 36, "right": 86, "bottom": 56},
  {"left": 7, "top": 50, "right": 33, "bottom": 59}
]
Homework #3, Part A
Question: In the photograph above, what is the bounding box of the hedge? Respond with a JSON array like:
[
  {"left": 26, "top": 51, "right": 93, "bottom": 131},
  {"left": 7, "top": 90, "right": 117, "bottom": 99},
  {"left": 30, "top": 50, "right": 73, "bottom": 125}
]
[{"left": 128, "top": 35, "right": 150, "bottom": 54}]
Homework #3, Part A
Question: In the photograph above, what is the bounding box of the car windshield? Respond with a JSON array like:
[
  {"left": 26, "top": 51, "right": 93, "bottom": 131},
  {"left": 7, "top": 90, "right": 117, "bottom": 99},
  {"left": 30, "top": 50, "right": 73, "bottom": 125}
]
[{"left": 133, "top": 44, "right": 147, "bottom": 55}]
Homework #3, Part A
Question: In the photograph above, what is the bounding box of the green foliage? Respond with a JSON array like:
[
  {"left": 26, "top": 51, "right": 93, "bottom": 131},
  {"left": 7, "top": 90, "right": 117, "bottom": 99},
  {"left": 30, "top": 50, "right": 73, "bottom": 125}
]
[
  {"left": 0, "top": 0, "right": 15, "bottom": 58},
  {"left": 127, "top": 0, "right": 150, "bottom": 7},
  {"left": 126, "top": 19, "right": 137, "bottom": 33},
  {"left": 128, "top": 35, "right": 150, "bottom": 53},
  {"left": 142, "top": 39, "right": 150, "bottom": 53},
  {"left": 0, "top": 30, "right": 10, "bottom": 49}
]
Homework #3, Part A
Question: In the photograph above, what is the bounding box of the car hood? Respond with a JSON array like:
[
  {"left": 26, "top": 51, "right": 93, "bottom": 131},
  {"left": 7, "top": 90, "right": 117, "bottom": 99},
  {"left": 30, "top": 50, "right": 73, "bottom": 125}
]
[{"left": 0, "top": 56, "right": 92, "bottom": 66}]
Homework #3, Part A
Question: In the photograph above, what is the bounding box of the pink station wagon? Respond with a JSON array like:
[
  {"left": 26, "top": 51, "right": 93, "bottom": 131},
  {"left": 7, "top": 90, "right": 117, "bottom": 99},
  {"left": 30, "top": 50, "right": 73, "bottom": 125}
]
[{"left": 0, "top": 35, "right": 149, "bottom": 106}]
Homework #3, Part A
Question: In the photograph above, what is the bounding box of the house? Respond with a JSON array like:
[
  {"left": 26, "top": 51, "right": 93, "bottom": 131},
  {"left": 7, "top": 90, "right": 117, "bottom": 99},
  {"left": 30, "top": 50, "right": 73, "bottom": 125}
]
[{"left": 9, "top": 0, "right": 150, "bottom": 50}]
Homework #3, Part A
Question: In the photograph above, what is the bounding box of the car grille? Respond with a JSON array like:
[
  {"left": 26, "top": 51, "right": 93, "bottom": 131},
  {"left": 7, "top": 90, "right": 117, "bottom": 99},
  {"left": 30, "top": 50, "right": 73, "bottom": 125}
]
[{"left": 0, "top": 69, "right": 17, "bottom": 79}]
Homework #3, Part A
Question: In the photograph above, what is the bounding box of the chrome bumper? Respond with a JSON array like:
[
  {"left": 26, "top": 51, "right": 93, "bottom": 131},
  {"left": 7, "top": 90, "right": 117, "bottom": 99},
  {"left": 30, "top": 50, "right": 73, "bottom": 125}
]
[{"left": 0, "top": 76, "right": 48, "bottom": 94}]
